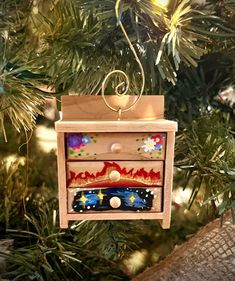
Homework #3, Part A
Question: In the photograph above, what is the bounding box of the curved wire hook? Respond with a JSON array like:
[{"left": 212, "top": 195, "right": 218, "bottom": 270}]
[{"left": 101, "top": 0, "right": 145, "bottom": 118}]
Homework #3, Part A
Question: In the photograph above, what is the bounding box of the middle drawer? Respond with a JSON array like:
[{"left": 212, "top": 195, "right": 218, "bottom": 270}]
[{"left": 67, "top": 161, "right": 164, "bottom": 188}]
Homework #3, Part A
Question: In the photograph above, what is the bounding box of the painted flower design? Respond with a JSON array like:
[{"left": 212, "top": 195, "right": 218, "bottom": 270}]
[
  {"left": 67, "top": 133, "right": 84, "bottom": 149},
  {"left": 82, "top": 135, "right": 91, "bottom": 145},
  {"left": 68, "top": 133, "right": 93, "bottom": 151},
  {"left": 142, "top": 138, "right": 156, "bottom": 152},
  {"left": 151, "top": 134, "right": 163, "bottom": 150}
]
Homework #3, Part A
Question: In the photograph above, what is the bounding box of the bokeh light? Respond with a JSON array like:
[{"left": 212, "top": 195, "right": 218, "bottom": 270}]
[{"left": 152, "top": 0, "right": 170, "bottom": 7}]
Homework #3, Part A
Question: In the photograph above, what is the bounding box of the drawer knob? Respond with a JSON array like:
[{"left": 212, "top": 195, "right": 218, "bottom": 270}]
[
  {"left": 111, "top": 143, "right": 122, "bottom": 153},
  {"left": 109, "top": 196, "right": 121, "bottom": 208},
  {"left": 109, "top": 170, "right": 121, "bottom": 182}
]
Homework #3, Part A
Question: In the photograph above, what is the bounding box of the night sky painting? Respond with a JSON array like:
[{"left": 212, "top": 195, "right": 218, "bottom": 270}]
[{"left": 72, "top": 187, "right": 154, "bottom": 212}]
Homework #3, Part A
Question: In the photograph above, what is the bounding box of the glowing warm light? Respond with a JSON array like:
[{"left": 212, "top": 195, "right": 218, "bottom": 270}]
[
  {"left": 152, "top": 0, "right": 170, "bottom": 7},
  {"left": 173, "top": 187, "right": 192, "bottom": 205}
]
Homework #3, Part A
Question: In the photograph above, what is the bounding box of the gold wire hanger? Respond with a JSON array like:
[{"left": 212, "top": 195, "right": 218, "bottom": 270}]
[{"left": 101, "top": 0, "right": 145, "bottom": 120}]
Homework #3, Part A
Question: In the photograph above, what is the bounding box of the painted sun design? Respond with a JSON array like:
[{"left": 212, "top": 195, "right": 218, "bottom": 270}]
[{"left": 68, "top": 162, "right": 162, "bottom": 188}]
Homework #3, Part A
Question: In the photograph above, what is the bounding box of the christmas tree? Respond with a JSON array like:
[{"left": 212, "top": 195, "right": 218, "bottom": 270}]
[{"left": 0, "top": 0, "right": 234, "bottom": 280}]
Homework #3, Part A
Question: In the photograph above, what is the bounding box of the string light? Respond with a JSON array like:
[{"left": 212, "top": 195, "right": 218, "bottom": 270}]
[{"left": 152, "top": 0, "right": 170, "bottom": 7}]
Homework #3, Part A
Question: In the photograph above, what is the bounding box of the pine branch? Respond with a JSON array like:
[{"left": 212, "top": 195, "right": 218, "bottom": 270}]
[
  {"left": 21, "top": 0, "right": 235, "bottom": 91},
  {"left": 0, "top": 0, "right": 235, "bottom": 135},
  {"left": 174, "top": 112, "right": 235, "bottom": 216}
]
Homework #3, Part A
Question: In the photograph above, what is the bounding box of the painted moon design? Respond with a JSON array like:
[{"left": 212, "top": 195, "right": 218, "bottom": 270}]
[{"left": 109, "top": 196, "right": 122, "bottom": 208}]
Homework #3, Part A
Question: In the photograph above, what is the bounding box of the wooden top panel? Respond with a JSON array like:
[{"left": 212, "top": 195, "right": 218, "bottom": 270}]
[
  {"left": 61, "top": 95, "right": 164, "bottom": 120},
  {"left": 55, "top": 119, "right": 177, "bottom": 132}
]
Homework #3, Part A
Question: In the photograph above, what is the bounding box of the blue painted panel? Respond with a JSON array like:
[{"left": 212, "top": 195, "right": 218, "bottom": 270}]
[{"left": 72, "top": 187, "right": 154, "bottom": 212}]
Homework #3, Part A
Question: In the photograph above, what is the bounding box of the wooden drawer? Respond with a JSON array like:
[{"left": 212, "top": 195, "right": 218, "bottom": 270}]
[
  {"left": 66, "top": 132, "right": 166, "bottom": 161},
  {"left": 56, "top": 96, "right": 177, "bottom": 228},
  {"left": 67, "top": 187, "right": 162, "bottom": 213},
  {"left": 67, "top": 161, "right": 164, "bottom": 188}
]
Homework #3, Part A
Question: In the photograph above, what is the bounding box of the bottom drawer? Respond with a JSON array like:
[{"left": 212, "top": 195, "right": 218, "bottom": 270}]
[{"left": 67, "top": 187, "right": 162, "bottom": 213}]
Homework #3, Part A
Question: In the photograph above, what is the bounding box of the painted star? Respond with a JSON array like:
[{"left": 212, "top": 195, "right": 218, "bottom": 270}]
[
  {"left": 97, "top": 189, "right": 106, "bottom": 204},
  {"left": 79, "top": 192, "right": 89, "bottom": 207},
  {"left": 128, "top": 192, "right": 136, "bottom": 206}
]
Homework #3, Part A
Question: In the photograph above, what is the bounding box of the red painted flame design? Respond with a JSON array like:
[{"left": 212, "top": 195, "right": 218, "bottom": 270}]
[{"left": 67, "top": 161, "right": 162, "bottom": 187}]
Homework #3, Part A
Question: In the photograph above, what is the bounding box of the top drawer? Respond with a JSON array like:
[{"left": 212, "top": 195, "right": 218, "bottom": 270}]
[{"left": 66, "top": 132, "right": 166, "bottom": 161}]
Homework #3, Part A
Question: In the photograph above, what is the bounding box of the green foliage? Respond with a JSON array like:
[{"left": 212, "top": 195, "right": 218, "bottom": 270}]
[
  {"left": 0, "top": 201, "right": 129, "bottom": 281},
  {"left": 0, "top": 154, "right": 205, "bottom": 280},
  {"left": 0, "top": 34, "right": 45, "bottom": 140},
  {"left": 0, "top": 117, "right": 234, "bottom": 279},
  {"left": 0, "top": 0, "right": 235, "bottom": 279},
  {"left": 1, "top": 207, "right": 84, "bottom": 281},
  {"left": 0, "top": 0, "right": 235, "bottom": 134},
  {"left": 2, "top": 0, "right": 235, "bottom": 91},
  {"left": 0, "top": 78, "right": 45, "bottom": 140},
  {"left": 0, "top": 120, "right": 27, "bottom": 156},
  {"left": 175, "top": 112, "right": 235, "bottom": 217},
  {"left": 0, "top": 125, "right": 58, "bottom": 229},
  {"left": 0, "top": 155, "right": 132, "bottom": 280},
  {"left": 0, "top": 0, "right": 32, "bottom": 48},
  {"left": 0, "top": 160, "right": 27, "bottom": 229},
  {"left": 165, "top": 53, "right": 235, "bottom": 128},
  {"left": 0, "top": 0, "right": 45, "bottom": 139},
  {"left": 28, "top": 149, "right": 58, "bottom": 190},
  {"left": 23, "top": 0, "right": 234, "bottom": 90},
  {"left": 74, "top": 220, "right": 144, "bottom": 261},
  {"left": 0, "top": 156, "right": 57, "bottom": 231}
]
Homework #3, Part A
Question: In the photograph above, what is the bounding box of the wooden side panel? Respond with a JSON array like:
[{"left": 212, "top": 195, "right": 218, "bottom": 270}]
[
  {"left": 55, "top": 120, "right": 178, "bottom": 133},
  {"left": 61, "top": 95, "right": 164, "bottom": 120},
  {"left": 57, "top": 133, "right": 68, "bottom": 228},
  {"left": 161, "top": 132, "right": 175, "bottom": 229},
  {"left": 67, "top": 161, "right": 164, "bottom": 188},
  {"left": 66, "top": 132, "right": 166, "bottom": 161},
  {"left": 67, "top": 187, "right": 162, "bottom": 213}
]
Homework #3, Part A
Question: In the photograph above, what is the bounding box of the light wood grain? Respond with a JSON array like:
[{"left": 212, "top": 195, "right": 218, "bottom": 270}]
[
  {"left": 161, "top": 132, "right": 175, "bottom": 229},
  {"left": 56, "top": 95, "right": 177, "bottom": 228},
  {"left": 67, "top": 161, "right": 164, "bottom": 188},
  {"left": 61, "top": 95, "right": 164, "bottom": 120},
  {"left": 55, "top": 120, "right": 177, "bottom": 132},
  {"left": 66, "top": 132, "right": 166, "bottom": 161},
  {"left": 57, "top": 133, "right": 68, "bottom": 228},
  {"left": 66, "top": 212, "right": 164, "bottom": 220},
  {"left": 67, "top": 187, "right": 162, "bottom": 214}
]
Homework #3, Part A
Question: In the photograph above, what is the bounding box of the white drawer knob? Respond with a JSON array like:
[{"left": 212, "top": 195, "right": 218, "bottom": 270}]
[
  {"left": 109, "top": 196, "right": 121, "bottom": 208},
  {"left": 109, "top": 170, "right": 121, "bottom": 182},
  {"left": 111, "top": 143, "right": 122, "bottom": 153}
]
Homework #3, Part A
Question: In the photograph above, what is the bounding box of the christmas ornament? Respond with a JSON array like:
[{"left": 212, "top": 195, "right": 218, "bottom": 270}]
[
  {"left": 55, "top": 95, "right": 177, "bottom": 228},
  {"left": 55, "top": 0, "right": 177, "bottom": 228}
]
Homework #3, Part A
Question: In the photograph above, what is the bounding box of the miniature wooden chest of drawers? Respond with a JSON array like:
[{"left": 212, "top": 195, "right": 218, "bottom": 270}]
[{"left": 55, "top": 95, "right": 177, "bottom": 229}]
